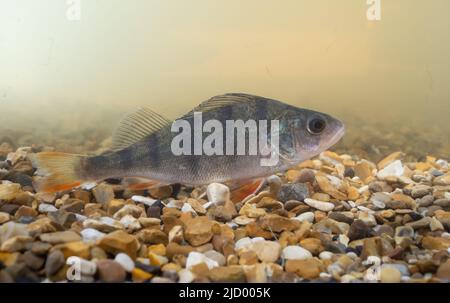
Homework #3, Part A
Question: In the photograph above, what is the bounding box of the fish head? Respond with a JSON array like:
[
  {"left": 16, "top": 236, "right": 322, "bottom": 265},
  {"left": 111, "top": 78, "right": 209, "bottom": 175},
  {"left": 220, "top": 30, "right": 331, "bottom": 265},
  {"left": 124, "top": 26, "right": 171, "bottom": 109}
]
[{"left": 277, "top": 107, "right": 345, "bottom": 163}]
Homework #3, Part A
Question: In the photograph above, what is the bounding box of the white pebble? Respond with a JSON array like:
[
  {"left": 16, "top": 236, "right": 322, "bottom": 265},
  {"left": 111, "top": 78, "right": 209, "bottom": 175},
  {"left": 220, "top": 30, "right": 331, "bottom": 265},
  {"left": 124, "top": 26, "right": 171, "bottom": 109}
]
[
  {"left": 319, "top": 251, "right": 334, "bottom": 260},
  {"left": 114, "top": 253, "right": 135, "bottom": 272},
  {"left": 293, "top": 212, "right": 314, "bottom": 223},
  {"left": 186, "top": 252, "right": 219, "bottom": 270},
  {"left": 377, "top": 160, "right": 404, "bottom": 179},
  {"left": 281, "top": 245, "right": 312, "bottom": 260},
  {"left": 66, "top": 256, "right": 97, "bottom": 275},
  {"left": 38, "top": 203, "right": 57, "bottom": 213},
  {"left": 206, "top": 183, "right": 230, "bottom": 205},
  {"left": 181, "top": 203, "right": 195, "bottom": 213},
  {"left": 131, "top": 195, "right": 158, "bottom": 206},
  {"left": 178, "top": 269, "right": 195, "bottom": 283},
  {"left": 304, "top": 198, "right": 335, "bottom": 212},
  {"left": 80, "top": 228, "right": 106, "bottom": 242}
]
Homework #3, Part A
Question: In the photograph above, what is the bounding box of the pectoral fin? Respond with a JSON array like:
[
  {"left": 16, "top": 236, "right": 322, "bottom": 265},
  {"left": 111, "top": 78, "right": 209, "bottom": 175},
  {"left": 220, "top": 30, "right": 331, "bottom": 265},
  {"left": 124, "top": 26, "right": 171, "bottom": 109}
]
[{"left": 228, "top": 178, "right": 266, "bottom": 203}]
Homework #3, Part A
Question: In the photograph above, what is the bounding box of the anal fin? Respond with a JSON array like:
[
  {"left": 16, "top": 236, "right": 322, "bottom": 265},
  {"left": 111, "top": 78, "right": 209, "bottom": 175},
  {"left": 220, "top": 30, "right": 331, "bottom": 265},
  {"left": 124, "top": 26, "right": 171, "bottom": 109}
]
[{"left": 229, "top": 178, "right": 265, "bottom": 203}]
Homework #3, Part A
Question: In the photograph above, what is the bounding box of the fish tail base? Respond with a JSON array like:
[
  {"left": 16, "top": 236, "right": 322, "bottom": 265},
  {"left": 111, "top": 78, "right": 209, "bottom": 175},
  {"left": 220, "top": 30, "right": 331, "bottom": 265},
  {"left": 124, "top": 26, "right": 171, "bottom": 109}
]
[{"left": 30, "top": 152, "right": 87, "bottom": 193}]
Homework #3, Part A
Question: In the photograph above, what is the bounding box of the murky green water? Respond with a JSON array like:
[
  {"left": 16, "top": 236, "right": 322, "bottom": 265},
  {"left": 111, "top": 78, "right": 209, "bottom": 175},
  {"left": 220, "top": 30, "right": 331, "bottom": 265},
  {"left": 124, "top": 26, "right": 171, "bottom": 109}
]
[{"left": 1, "top": 0, "right": 449, "bottom": 160}]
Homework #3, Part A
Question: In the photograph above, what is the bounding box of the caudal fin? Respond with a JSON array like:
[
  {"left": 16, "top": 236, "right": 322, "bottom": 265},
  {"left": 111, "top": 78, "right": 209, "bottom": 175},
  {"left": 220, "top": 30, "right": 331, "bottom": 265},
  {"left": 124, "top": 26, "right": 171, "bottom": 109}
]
[{"left": 30, "top": 152, "right": 87, "bottom": 193}]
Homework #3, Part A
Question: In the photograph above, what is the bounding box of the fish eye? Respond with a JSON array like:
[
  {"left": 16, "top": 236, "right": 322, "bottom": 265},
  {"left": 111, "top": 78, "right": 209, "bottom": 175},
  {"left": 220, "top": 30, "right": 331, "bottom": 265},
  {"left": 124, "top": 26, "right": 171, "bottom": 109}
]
[{"left": 307, "top": 117, "right": 326, "bottom": 135}]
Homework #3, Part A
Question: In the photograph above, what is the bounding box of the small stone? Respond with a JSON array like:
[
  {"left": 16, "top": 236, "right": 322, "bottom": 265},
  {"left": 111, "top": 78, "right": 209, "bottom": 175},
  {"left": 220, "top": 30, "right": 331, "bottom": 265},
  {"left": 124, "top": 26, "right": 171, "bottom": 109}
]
[
  {"left": 209, "top": 265, "right": 246, "bottom": 282},
  {"left": 45, "top": 250, "right": 65, "bottom": 277},
  {"left": 98, "top": 230, "right": 139, "bottom": 259},
  {"left": 0, "top": 221, "right": 29, "bottom": 244},
  {"left": 259, "top": 214, "right": 300, "bottom": 232},
  {"left": 184, "top": 216, "right": 214, "bottom": 246},
  {"left": 285, "top": 258, "right": 323, "bottom": 280},
  {"left": 80, "top": 228, "right": 106, "bottom": 242},
  {"left": 114, "top": 252, "right": 135, "bottom": 272},
  {"left": 66, "top": 256, "right": 97, "bottom": 275},
  {"left": 113, "top": 204, "right": 144, "bottom": 220},
  {"left": 23, "top": 251, "right": 45, "bottom": 270},
  {"left": 411, "top": 185, "right": 432, "bottom": 198},
  {"left": 0, "top": 183, "right": 22, "bottom": 202},
  {"left": 315, "top": 175, "right": 347, "bottom": 200},
  {"left": 96, "top": 260, "right": 126, "bottom": 282},
  {"left": 421, "top": 236, "right": 450, "bottom": 250},
  {"left": 354, "top": 160, "right": 375, "bottom": 183},
  {"left": 204, "top": 250, "right": 226, "bottom": 266},
  {"left": 434, "top": 173, "right": 450, "bottom": 186},
  {"left": 243, "top": 263, "right": 267, "bottom": 283},
  {"left": 293, "top": 212, "right": 314, "bottom": 223},
  {"left": 277, "top": 183, "right": 309, "bottom": 203},
  {"left": 249, "top": 240, "right": 281, "bottom": 263},
  {"left": 92, "top": 183, "right": 115, "bottom": 205},
  {"left": 31, "top": 241, "right": 52, "bottom": 255},
  {"left": 281, "top": 245, "right": 313, "bottom": 260},
  {"left": 166, "top": 242, "right": 195, "bottom": 259},
  {"left": 186, "top": 251, "right": 219, "bottom": 270},
  {"left": 0, "top": 212, "right": 10, "bottom": 224},
  {"left": 380, "top": 267, "right": 402, "bottom": 283},
  {"left": 38, "top": 203, "right": 58, "bottom": 213},
  {"left": 436, "top": 260, "right": 450, "bottom": 281},
  {"left": 148, "top": 185, "right": 173, "bottom": 200},
  {"left": 56, "top": 241, "right": 90, "bottom": 259},
  {"left": 405, "top": 217, "right": 431, "bottom": 230},
  {"left": 136, "top": 228, "right": 168, "bottom": 245},
  {"left": 430, "top": 217, "right": 444, "bottom": 231},
  {"left": 304, "top": 198, "right": 335, "bottom": 212},
  {"left": 299, "top": 238, "right": 324, "bottom": 255},
  {"left": 206, "top": 183, "right": 230, "bottom": 205},
  {"left": 377, "top": 152, "right": 405, "bottom": 169},
  {"left": 131, "top": 267, "right": 153, "bottom": 282},
  {"left": 377, "top": 160, "right": 404, "bottom": 179},
  {"left": 358, "top": 212, "right": 377, "bottom": 227},
  {"left": 39, "top": 231, "right": 81, "bottom": 244},
  {"left": 60, "top": 198, "right": 84, "bottom": 213},
  {"left": 0, "top": 235, "right": 32, "bottom": 252}
]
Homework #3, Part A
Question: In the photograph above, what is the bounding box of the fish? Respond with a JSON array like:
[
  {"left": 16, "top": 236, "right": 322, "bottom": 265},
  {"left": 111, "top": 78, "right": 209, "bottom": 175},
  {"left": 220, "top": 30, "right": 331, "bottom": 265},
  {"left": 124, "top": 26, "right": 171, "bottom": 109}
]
[{"left": 31, "top": 93, "right": 345, "bottom": 196}]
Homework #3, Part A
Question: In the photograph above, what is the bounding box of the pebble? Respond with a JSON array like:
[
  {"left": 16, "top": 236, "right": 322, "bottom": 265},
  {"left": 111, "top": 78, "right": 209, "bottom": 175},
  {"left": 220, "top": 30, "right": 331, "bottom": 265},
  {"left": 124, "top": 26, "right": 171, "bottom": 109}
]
[
  {"left": 293, "top": 212, "right": 315, "bottom": 223},
  {"left": 281, "top": 245, "right": 313, "bottom": 260},
  {"left": 277, "top": 183, "right": 309, "bottom": 203},
  {"left": 39, "top": 231, "right": 82, "bottom": 244},
  {"left": 184, "top": 216, "right": 214, "bottom": 246},
  {"left": 38, "top": 203, "right": 58, "bottom": 213},
  {"left": 380, "top": 267, "right": 402, "bottom": 283},
  {"left": 92, "top": 184, "right": 115, "bottom": 205},
  {"left": 98, "top": 230, "right": 140, "bottom": 259},
  {"left": 377, "top": 160, "right": 404, "bottom": 179},
  {"left": 66, "top": 256, "right": 97, "bottom": 275},
  {"left": 206, "top": 183, "right": 230, "bottom": 205},
  {"left": 80, "top": 228, "right": 106, "bottom": 242},
  {"left": 114, "top": 253, "right": 135, "bottom": 272},
  {"left": 96, "top": 260, "right": 126, "bottom": 282},
  {"left": 45, "top": 250, "right": 65, "bottom": 277},
  {"left": 249, "top": 240, "right": 281, "bottom": 263},
  {"left": 348, "top": 220, "right": 372, "bottom": 241},
  {"left": 303, "top": 198, "right": 335, "bottom": 212},
  {"left": 186, "top": 252, "right": 219, "bottom": 270}
]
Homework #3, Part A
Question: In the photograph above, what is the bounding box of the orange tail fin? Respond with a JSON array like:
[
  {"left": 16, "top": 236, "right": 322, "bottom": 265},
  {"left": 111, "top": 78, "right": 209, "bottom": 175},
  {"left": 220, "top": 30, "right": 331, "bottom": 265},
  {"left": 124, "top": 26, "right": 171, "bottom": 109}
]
[{"left": 30, "top": 152, "right": 87, "bottom": 193}]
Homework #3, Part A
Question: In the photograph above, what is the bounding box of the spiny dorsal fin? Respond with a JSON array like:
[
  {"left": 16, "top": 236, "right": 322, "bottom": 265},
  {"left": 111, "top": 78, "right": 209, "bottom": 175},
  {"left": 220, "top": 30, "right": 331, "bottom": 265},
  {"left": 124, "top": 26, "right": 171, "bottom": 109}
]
[
  {"left": 111, "top": 107, "right": 171, "bottom": 151},
  {"left": 181, "top": 93, "right": 258, "bottom": 119}
]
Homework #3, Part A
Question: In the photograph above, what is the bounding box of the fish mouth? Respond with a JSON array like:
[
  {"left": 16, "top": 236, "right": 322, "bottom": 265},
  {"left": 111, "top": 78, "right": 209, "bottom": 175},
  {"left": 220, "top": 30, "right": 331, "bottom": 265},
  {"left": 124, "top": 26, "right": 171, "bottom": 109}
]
[{"left": 325, "top": 124, "right": 346, "bottom": 150}]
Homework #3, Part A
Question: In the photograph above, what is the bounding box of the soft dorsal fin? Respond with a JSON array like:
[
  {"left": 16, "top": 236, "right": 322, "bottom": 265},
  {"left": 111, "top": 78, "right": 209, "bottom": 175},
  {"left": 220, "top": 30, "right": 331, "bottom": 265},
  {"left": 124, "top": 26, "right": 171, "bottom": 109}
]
[
  {"left": 181, "top": 93, "right": 257, "bottom": 119},
  {"left": 111, "top": 107, "right": 171, "bottom": 151}
]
